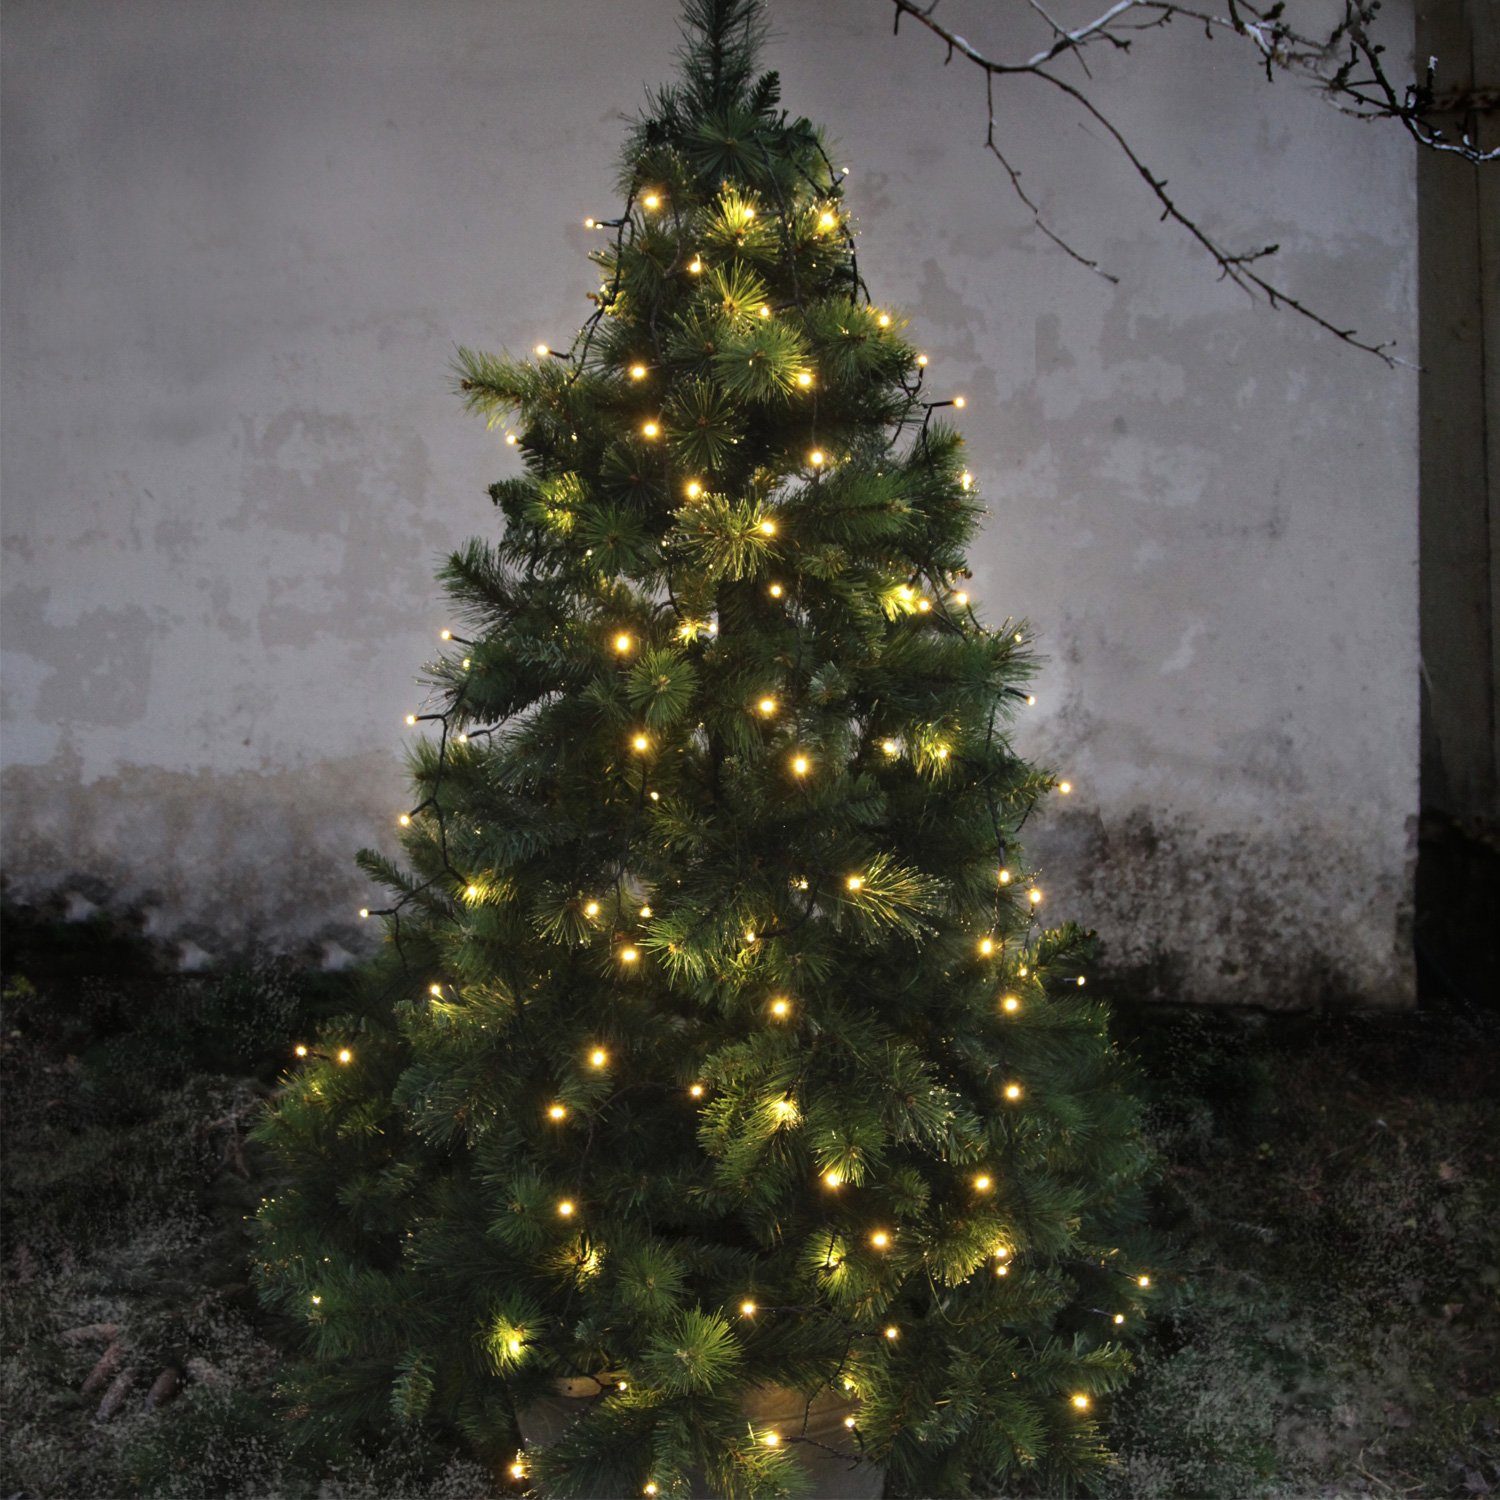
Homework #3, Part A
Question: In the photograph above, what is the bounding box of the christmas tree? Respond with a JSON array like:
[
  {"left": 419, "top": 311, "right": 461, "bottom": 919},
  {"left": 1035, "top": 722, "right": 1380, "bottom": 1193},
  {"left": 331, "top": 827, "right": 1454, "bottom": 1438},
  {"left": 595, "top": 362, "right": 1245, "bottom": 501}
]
[{"left": 255, "top": 3, "right": 1154, "bottom": 1494}]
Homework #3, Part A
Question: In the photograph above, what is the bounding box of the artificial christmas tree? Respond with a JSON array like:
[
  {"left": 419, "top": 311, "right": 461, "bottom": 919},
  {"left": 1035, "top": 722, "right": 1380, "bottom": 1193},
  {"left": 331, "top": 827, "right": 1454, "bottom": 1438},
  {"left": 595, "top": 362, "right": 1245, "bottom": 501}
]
[{"left": 255, "top": 4, "right": 1154, "bottom": 1495}]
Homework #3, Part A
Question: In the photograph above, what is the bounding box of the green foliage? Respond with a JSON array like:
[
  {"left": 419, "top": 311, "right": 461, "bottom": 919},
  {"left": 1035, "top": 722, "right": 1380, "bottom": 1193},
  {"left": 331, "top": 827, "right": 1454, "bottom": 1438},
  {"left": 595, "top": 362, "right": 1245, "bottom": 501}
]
[{"left": 253, "top": 3, "right": 1155, "bottom": 1496}]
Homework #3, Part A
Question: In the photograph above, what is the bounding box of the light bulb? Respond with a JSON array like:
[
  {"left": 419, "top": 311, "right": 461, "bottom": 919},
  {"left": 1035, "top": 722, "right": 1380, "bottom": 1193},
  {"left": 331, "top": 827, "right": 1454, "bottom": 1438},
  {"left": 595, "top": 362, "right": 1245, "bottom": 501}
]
[
  {"left": 358, "top": 907, "right": 370, "bottom": 919},
  {"left": 584, "top": 216, "right": 596, "bottom": 229},
  {"left": 558, "top": 1200, "right": 575, "bottom": 1217},
  {"left": 796, "top": 370, "right": 813, "bottom": 388},
  {"left": 870, "top": 1230, "right": 890, "bottom": 1250},
  {"left": 614, "top": 632, "right": 633, "bottom": 653},
  {"left": 791, "top": 754, "right": 810, "bottom": 776},
  {"left": 642, "top": 192, "right": 662, "bottom": 210},
  {"left": 688, "top": 256, "right": 703, "bottom": 273},
  {"left": 336, "top": 1048, "right": 352, "bottom": 1065},
  {"left": 744, "top": 206, "right": 756, "bottom": 220},
  {"left": 509, "top": 1461, "right": 526, "bottom": 1480},
  {"left": 978, "top": 936, "right": 995, "bottom": 956},
  {"left": 884, "top": 1325, "right": 899, "bottom": 1340},
  {"left": 1071, "top": 1393, "right": 1091, "bottom": 1411},
  {"left": 584, "top": 900, "right": 600, "bottom": 917},
  {"left": 757, "top": 696, "right": 777, "bottom": 716},
  {"left": 1026, "top": 694, "right": 1036, "bottom": 706},
  {"left": 1058, "top": 780, "right": 1072, "bottom": 795},
  {"left": 740, "top": 1300, "right": 757, "bottom": 1316},
  {"left": 1002, "top": 995, "right": 1020, "bottom": 1013},
  {"left": 429, "top": 983, "right": 443, "bottom": 997},
  {"left": 882, "top": 739, "right": 900, "bottom": 756},
  {"left": 547, "top": 1104, "right": 567, "bottom": 1121},
  {"left": 935, "top": 743, "right": 949, "bottom": 759},
  {"left": 685, "top": 479, "right": 703, "bottom": 499},
  {"left": 398, "top": 813, "right": 411, "bottom": 827},
  {"left": 1113, "top": 1313, "right": 1126, "bottom": 1325},
  {"left": 405, "top": 714, "right": 417, "bottom": 726},
  {"left": 645, "top": 1485, "right": 658, "bottom": 1497},
  {"left": 628, "top": 363, "right": 648, "bottom": 380},
  {"left": 294, "top": 1044, "right": 308, "bottom": 1058},
  {"left": 973, "top": 1173, "right": 992, "bottom": 1192},
  {"left": 917, "top": 598, "right": 932, "bottom": 613},
  {"left": 589, "top": 1048, "right": 608, "bottom": 1068},
  {"left": 846, "top": 875, "right": 864, "bottom": 891},
  {"left": 1137, "top": 1274, "right": 1151, "bottom": 1288},
  {"left": 762, "top": 1432, "right": 780, "bottom": 1448},
  {"left": 770, "top": 997, "right": 790, "bottom": 1018},
  {"left": 758, "top": 304, "right": 771, "bottom": 319},
  {"left": 534, "top": 343, "right": 549, "bottom": 357},
  {"left": 876, "top": 312, "right": 891, "bottom": 328},
  {"left": 632, "top": 733, "right": 649, "bottom": 752},
  {"left": 960, "top": 470, "right": 973, "bottom": 491},
  {"left": 440, "top": 628, "right": 452, "bottom": 640},
  {"left": 1028, "top": 887, "right": 1043, "bottom": 906},
  {"left": 759, "top": 519, "right": 776, "bottom": 535},
  {"left": 818, "top": 210, "right": 837, "bottom": 231},
  {"left": 917, "top": 353, "right": 928, "bottom": 367},
  {"left": 769, "top": 582, "right": 784, "bottom": 598},
  {"left": 620, "top": 946, "right": 639, "bottom": 964},
  {"left": 823, "top": 1169, "right": 843, "bottom": 1188},
  {"left": 808, "top": 449, "right": 825, "bottom": 467},
  {"left": 505, "top": 432, "right": 518, "bottom": 446},
  {"left": 639, "top": 904, "right": 652, "bottom": 918},
  {"left": 466, "top": 884, "right": 480, "bottom": 899},
  {"left": 310, "top": 1294, "right": 321, "bottom": 1305},
  {"left": 844, "top": 1415, "right": 856, "bottom": 1429},
  {"left": 689, "top": 1083, "right": 705, "bottom": 1098},
  {"left": 773, "top": 1097, "right": 797, "bottom": 1119},
  {"left": 1077, "top": 976, "right": 1087, "bottom": 987},
  {"left": 641, "top": 420, "right": 660, "bottom": 439},
  {"left": 953, "top": 395, "right": 966, "bottom": 408},
  {"left": 955, "top": 591, "right": 969, "bottom": 605},
  {"left": 995, "top": 1263, "right": 1010, "bottom": 1276},
  {"left": 1004, "top": 1083, "right": 1023, "bottom": 1101}
]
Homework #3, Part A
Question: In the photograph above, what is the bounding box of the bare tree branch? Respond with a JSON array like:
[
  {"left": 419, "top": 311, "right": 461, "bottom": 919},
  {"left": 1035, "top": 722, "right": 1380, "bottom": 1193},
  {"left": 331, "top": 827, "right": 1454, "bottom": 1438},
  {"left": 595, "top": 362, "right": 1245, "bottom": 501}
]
[{"left": 887, "top": 0, "right": 1496, "bottom": 364}]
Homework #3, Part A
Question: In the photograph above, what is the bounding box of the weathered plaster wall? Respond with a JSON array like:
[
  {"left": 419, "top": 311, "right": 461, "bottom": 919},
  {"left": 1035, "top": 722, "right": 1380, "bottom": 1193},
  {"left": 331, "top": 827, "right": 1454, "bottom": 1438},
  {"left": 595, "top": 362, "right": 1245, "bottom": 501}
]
[{"left": 1, "top": 0, "right": 1417, "bottom": 1002}]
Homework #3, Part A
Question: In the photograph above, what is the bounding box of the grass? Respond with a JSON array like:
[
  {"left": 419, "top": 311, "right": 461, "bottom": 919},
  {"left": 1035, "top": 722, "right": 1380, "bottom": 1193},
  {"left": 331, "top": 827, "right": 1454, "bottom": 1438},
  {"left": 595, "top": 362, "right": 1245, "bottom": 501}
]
[{"left": 1, "top": 898, "right": 1496, "bottom": 1498}]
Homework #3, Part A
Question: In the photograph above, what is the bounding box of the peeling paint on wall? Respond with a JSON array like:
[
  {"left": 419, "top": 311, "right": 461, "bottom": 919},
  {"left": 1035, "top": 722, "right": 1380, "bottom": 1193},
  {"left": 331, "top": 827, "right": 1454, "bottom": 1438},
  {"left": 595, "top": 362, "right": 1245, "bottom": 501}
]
[{"left": 0, "top": 0, "right": 1417, "bottom": 1004}]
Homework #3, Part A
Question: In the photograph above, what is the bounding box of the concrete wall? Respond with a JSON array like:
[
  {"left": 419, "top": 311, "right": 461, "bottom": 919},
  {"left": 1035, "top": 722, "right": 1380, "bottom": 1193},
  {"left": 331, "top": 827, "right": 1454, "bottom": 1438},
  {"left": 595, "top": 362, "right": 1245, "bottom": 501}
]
[{"left": 1, "top": 0, "right": 1418, "bottom": 1003}]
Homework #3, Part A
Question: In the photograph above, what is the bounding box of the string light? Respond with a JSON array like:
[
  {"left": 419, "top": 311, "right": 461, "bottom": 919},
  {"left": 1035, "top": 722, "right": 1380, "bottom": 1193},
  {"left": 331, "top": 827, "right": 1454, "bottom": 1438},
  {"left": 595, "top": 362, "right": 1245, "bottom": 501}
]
[
  {"left": 1114, "top": 1313, "right": 1126, "bottom": 1325},
  {"left": 1137, "top": 1274, "right": 1151, "bottom": 1288},
  {"left": 310, "top": 1294, "right": 322, "bottom": 1305},
  {"left": 823, "top": 1169, "right": 843, "bottom": 1188},
  {"left": 796, "top": 370, "right": 814, "bottom": 387},
  {"left": 641, "top": 420, "right": 660, "bottom": 439},
  {"left": 336, "top": 1048, "right": 352, "bottom": 1065},
  {"left": 1078, "top": 976, "right": 1087, "bottom": 987},
  {"left": 884, "top": 1325, "right": 899, "bottom": 1340},
  {"left": 876, "top": 312, "right": 891, "bottom": 328},
  {"left": 645, "top": 1485, "right": 658, "bottom": 1497},
  {"left": 978, "top": 936, "right": 995, "bottom": 956},
  {"left": 870, "top": 1230, "right": 891, "bottom": 1250},
  {"left": 1058, "top": 781, "right": 1073, "bottom": 795},
  {"left": 465, "top": 884, "right": 480, "bottom": 899},
  {"left": 614, "top": 632, "right": 633, "bottom": 653},
  {"left": 547, "top": 1104, "right": 567, "bottom": 1121},
  {"left": 588, "top": 1048, "right": 608, "bottom": 1068},
  {"left": 917, "top": 353, "right": 928, "bottom": 367},
  {"left": 844, "top": 1415, "right": 857, "bottom": 1429},
  {"left": 768, "top": 582, "right": 784, "bottom": 598},
  {"left": 534, "top": 343, "right": 550, "bottom": 357},
  {"left": 1004, "top": 1083, "right": 1023, "bottom": 1101},
  {"left": 1002, "top": 995, "right": 1020, "bottom": 1013},
  {"left": 685, "top": 479, "right": 704, "bottom": 499},
  {"left": 973, "top": 1173, "right": 993, "bottom": 1192},
  {"left": 758, "top": 303, "right": 772, "bottom": 319},
  {"left": 405, "top": 714, "right": 417, "bottom": 726},
  {"left": 808, "top": 449, "right": 825, "bottom": 467},
  {"left": 1028, "top": 887, "right": 1043, "bottom": 906},
  {"left": 770, "top": 997, "right": 791, "bottom": 1018},
  {"left": 953, "top": 395, "right": 967, "bottom": 408},
  {"left": 740, "top": 1300, "right": 757, "bottom": 1316},
  {"left": 358, "top": 907, "right": 370, "bottom": 919},
  {"left": 998, "top": 868, "right": 1012, "bottom": 885},
  {"left": 687, "top": 256, "right": 703, "bottom": 274},
  {"left": 1071, "top": 1394, "right": 1091, "bottom": 1411},
  {"left": 620, "top": 946, "right": 639, "bottom": 964},
  {"left": 557, "top": 1200, "right": 575, "bottom": 1217},
  {"left": 439, "top": 628, "right": 452, "bottom": 641},
  {"left": 818, "top": 210, "right": 837, "bottom": 231},
  {"left": 689, "top": 1083, "right": 705, "bottom": 1098},
  {"left": 628, "top": 363, "right": 648, "bottom": 380},
  {"left": 294, "top": 1044, "right": 308, "bottom": 1058},
  {"left": 762, "top": 1432, "right": 780, "bottom": 1448},
  {"left": 772, "top": 1096, "right": 798, "bottom": 1121},
  {"left": 756, "top": 696, "right": 778, "bottom": 716},
  {"left": 995, "top": 1262, "right": 1010, "bottom": 1277},
  {"left": 505, "top": 432, "right": 518, "bottom": 446},
  {"left": 954, "top": 591, "right": 969, "bottom": 605},
  {"left": 881, "top": 739, "right": 900, "bottom": 756},
  {"left": 639, "top": 904, "right": 652, "bottom": 918},
  {"left": 791, "top": 753, "right": 810, "bottom": 776},
  {"left": 641, "top": 191, "right": 662, "bottom": 210},
  {"left": 960, "top": 470, "right": 973, "bottom": 491},
  {"left": 429, "top": 983, "right": 443, "bottom": 997},
  {"left": 398, "top": 813, "right": 411, "bottom": 827},
  {"left": 584, "top": 900, "right": 600, "bottom": 917},
  {"left": 584, "top": 217, "right": 597, "bottom": 229},
  {"left": 509, "top": 1457, "right": 526, "bottom": 1481},
  {"left": 632, "top": 733, "right": 650, "bottom": 752},
  {"left": 758, "top": 518, "right": 777, "bottom": 535}
]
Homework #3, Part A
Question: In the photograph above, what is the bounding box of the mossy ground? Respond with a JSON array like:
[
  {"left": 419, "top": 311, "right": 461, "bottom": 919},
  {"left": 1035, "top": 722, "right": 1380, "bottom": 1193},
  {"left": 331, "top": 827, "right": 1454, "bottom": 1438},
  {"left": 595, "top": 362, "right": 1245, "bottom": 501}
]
[{"left": 1, "top": 899, "right": 1495, "bottom": 1498}]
